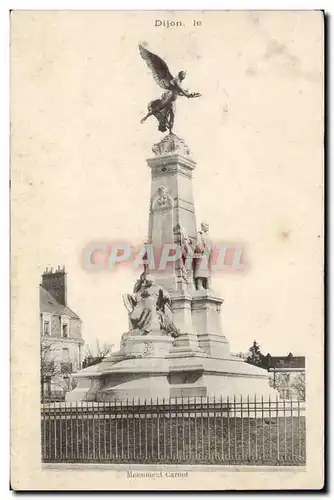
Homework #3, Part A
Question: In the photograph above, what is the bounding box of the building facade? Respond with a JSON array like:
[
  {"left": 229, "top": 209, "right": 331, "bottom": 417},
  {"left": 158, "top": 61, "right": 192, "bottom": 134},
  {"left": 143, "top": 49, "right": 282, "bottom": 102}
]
[
  {"left": 267, "top": 354, "right": 306, "bottom": 400},
  {"left": 40, "top": 266, "right": 84, "bottom": 399}
]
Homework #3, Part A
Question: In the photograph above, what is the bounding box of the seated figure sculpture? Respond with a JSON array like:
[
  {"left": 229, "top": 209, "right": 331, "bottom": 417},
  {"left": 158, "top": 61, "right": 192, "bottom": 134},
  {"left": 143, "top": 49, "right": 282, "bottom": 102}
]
[{"left": 123, "top": 273, "right": 179, "bottom": 337}]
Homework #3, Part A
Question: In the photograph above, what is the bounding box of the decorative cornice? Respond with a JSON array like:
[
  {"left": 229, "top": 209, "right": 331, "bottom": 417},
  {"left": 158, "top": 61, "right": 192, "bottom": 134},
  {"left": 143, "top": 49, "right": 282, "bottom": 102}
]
[
  {"left": 152, "top": 133, "right": 191, "bottom": 157},
  {"left": 147, "top": 153, "right": 196, "bottom": 171}
]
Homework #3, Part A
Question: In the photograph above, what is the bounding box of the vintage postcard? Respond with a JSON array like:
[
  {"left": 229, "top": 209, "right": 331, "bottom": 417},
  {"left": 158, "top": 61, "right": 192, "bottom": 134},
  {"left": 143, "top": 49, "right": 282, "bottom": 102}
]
[{"left": 10, "top": 10, "right": 324, "bottom": 490}]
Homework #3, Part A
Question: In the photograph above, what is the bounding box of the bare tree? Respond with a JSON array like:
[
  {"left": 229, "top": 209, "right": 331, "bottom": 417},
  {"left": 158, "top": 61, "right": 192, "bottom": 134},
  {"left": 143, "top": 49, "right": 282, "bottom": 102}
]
[
  {"left": 85, "top": 339, "right": 114, "bottom": 358},
  {"left": 268, "top": 372, "right": 292, "bottom": 398},
  {"left": 40, "top": 342, "right": 62, "bottom": 400},
  {"left": 290, "top": 372, "right": 306, "bottom": 401},
  {"left": 40, "top": 342, "right": 79, "bottom": 400},
  {"left": 82, "top": 339, "right": 114, "bottom": 369}
]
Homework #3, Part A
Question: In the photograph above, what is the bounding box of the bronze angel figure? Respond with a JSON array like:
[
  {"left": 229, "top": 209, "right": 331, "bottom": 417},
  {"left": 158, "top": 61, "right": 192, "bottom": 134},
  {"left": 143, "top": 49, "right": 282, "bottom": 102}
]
[{"left": 139, "top": 44, "right": 201, "bottom": 133}]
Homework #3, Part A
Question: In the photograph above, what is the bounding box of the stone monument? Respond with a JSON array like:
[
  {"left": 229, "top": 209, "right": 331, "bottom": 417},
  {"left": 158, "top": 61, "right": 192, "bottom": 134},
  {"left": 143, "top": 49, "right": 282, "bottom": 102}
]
[{"left": 66, "top": 45, "right": 277, "bottom": 402}]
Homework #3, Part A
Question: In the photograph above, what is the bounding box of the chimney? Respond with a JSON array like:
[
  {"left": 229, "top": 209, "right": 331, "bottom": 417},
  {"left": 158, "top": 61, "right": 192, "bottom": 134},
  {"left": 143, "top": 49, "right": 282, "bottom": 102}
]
[{"left": 42, "top": 266, "right": 67, "bottom": 306}]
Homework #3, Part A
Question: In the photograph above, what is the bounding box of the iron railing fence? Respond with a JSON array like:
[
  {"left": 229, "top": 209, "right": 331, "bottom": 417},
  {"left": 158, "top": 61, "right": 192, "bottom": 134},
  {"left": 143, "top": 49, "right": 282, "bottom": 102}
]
[{"left": 41, "top": 396, "right": 306, "bottom": 465}]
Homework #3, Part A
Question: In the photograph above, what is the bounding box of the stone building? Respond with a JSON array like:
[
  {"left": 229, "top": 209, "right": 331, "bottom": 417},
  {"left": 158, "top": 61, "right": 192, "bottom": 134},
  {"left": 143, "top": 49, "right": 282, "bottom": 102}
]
[
  {"left": 267, "top": 354, "right": 306, "bottom": 400},
  {"left": 40, "top": 266, "right": 84, "bottom": 398}
]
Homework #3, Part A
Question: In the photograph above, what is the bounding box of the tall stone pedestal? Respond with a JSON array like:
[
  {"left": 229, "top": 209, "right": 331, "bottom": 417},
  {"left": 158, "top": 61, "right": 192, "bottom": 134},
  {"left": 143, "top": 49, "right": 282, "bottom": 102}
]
[
  {"left": 192, "top": 290, "right": 230, "bottom": 358},
  {"left": 66, "top": 134, "right": 278, "bottom": 403},
  {"left": 147, "top": 135, "right": 197, "bottom": 293}
]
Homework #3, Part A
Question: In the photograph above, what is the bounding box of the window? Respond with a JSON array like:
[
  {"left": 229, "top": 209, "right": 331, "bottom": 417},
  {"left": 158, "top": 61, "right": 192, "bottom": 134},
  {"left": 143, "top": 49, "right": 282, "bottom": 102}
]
[
  {"left": 62, "top": 323, "right": 68, "bottom": 338},
  {"left": 42, "top": 376, "right": 52, "bottom": 397},
  {"left": 60, "top": 316, "right": 70, "bottom": 338},
  {"left": 41, "top": 313, "right": 52, "bottom": 336},
  {"left": 43, "top": 320, "right": 50, "bottom": 335},
  {"left": 62, "top": 347, "right": 69, "bottom": 359}
]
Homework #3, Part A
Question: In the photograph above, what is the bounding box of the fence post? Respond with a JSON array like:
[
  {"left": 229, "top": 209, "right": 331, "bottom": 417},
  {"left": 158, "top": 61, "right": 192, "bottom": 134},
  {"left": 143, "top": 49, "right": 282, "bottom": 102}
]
[
  {"left": 109, "top": 401, "right": 112, "bottom": 460},
  {"left": 156, "top": 397, "right": 160, "bottom": 461},
  {"left": 201, "top": 396, "right": 204, "bottom": 460},
  {"left": 145, "top": 398, "right": 148, "bottom": 461},
  {"left": 54, "top": 403, "right": 57, "bottom": 461},
  {"left": 86, "top": 402, "right": 90, "bottom": 460},
  {"left": 207, "top": 396, "right": 210, "bottom": 461},
  {"left": 120, "top": 399, "right": 124, "bottom": 460},
  {"left": 133, "top": 397, "right": 136, "bottom": 461},
  {"left": 247, "top": 395, "right": 250, "bottom": 461},
  {"left": 254, "top": 394, "right": 258, "bottom": 462},
  {"left": 126, "top": 398, "right": 129, "bottom": 461},
  {"left": 163, "top": 397, "right": 166, "bottom": 460},
  {"left": 82, "top": 402, "right": 85, "bottom": 460},
  {"left": 234, "top": 395, "right": 237, "bottom": 460},
  {"left": 227, "top": 395, "right": 230, "bottom": 461},
  {"left": 194, "top": 397, "right": 198, "bottom": 461},
  {"left": 298, "top": 398, "right": 301, "bottom": 461},
  {"left": 269, "top": 395, "right": 272, "bottom": 461},
  {"left": 290, "top": 398, "right": 294, "bottom": 462},
  {"left": 181, "top": 397, "right": 185, "bottom": 461},
  {"left": 276, "top": 395, "right": 280, "bottom": 463},
  {"left": 45, "top": 404, "right": 49, "bottom": 461},
  {"left": 284, "top": 397, "right": 287, "bottom": 461},
  {"left": 64, "top": 402, "right": 69, "bottom": 458},
  {"left": 75, "top": 402, "right": 78, "bottom": 460},
  {"left": 92, "top": 402, "right": 96, "bottom": 461},
  {"left": 241, "top": 395, "right": 244, "bottom": 462},
  {"left": 214, "top": 396, "right": 217, "bottom": 460},
  {"left": 188, "top": 396, "right": 191, "bottom": 461},
  {"left": 98, "top": 402, "right": 101, "bottom": 461},
  {"left": 115, "top": 399, "right": 118, "bottom": 459},
  {"left": 150, "top": 397, "right": 154, "bottom": 460},
  {"left": 103, "top": 402, "right": 107, "bottom": 460},
  {"left": 60, "top": 402, "right": 64, "bottom": 460},
  {"left": 261, "top": 394, "right": 264, "bottom": 462},
  {"left": 70, "top": 403, "right": 73, "bottom": 460},
  {"left": 138, "top": 398, "right": 142, "bottom": 460},
  {"left": 221, "top": 395, "right": 224, "bottom": 461},
  {"left": 47, "top": 404, "right": 51, "bottom": 460},
  {"left": 175, "top": 396, "right": 179, "bottom": 460},
  {"left": 169, "top": 396, "right": 172, "bottom": 459}
]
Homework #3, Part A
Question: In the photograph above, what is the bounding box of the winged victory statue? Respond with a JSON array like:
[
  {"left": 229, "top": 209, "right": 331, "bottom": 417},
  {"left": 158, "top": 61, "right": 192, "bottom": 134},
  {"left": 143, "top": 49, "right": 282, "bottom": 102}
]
[{"left": 139, "top": 44, "right": 201, "bottom": 133}]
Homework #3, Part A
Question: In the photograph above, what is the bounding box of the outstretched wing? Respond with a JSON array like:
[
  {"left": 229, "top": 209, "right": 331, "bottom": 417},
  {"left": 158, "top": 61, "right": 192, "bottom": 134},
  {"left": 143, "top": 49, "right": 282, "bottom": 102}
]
[{"left": 139, "top": 44, "right": 174, "bottom": 90}]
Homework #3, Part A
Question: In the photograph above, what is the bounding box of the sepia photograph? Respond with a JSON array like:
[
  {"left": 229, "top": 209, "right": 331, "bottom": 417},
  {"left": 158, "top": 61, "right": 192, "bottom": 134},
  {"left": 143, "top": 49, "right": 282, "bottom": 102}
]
[{"left": 10, "top": 10, "right": 324, "bottom": 490}]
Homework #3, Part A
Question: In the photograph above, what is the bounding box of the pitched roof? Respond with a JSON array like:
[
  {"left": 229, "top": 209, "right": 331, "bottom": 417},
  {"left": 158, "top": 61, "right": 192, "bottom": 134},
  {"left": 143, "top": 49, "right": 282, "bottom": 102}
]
[
  {"left": 39, "top": 285, "right": 80, "bottom": 320},
  {"left": 268, "top": 356, "right": 305, "bottom": 370}
]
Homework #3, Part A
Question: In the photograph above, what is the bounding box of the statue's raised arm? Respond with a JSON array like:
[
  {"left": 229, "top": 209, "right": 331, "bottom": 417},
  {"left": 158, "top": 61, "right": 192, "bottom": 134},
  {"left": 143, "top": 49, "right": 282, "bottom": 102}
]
[
  {"left": 169, "top": 72, "right": 201, "bottom": 99},
  {"left": 139, "top": 44, "right": 201, "bottom": 133}
]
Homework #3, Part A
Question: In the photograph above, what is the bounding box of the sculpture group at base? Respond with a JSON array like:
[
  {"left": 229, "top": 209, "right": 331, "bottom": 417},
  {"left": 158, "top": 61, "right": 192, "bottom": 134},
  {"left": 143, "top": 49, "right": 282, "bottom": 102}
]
[
  {"left": 123, "top": 273, "right": 179, "bottom": 338},
  {"left": 123, "top": 220, "right": 214, "bottom": 337}
]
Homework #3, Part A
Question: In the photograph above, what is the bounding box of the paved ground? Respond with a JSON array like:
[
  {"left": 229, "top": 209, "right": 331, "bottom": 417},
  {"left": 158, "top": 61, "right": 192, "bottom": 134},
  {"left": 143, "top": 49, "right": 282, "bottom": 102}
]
[{"left": 43, "top": 463, "right": 306, "bottom": 473}]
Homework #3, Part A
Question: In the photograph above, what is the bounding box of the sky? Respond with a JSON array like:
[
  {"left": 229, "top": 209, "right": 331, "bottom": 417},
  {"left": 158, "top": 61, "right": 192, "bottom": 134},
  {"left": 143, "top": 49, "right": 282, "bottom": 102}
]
[{"left": 11, "top": 10, "right": 323, "bottom": 357}]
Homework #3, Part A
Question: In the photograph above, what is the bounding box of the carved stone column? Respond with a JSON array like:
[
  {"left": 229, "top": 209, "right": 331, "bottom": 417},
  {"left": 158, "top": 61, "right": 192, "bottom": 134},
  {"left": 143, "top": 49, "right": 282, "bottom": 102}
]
[{"left": 146, "top": 134, "right": 197, "bottom": 293}]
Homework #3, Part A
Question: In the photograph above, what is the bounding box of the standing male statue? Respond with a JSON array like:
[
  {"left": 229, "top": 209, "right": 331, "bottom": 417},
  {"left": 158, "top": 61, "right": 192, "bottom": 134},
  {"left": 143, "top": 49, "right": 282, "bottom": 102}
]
[{"left": 194, "top": 221, "right": 212, "bottom": 291}]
